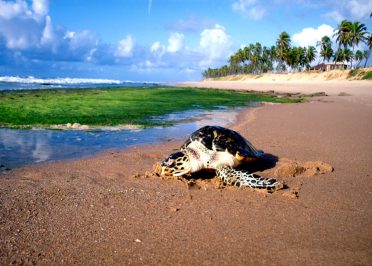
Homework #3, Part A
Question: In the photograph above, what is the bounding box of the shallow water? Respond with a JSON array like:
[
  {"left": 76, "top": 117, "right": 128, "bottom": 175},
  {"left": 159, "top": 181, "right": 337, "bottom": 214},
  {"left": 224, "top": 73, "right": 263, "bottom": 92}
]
[{"left": 0, "top": 107, "right": 253, "bottom": 170}]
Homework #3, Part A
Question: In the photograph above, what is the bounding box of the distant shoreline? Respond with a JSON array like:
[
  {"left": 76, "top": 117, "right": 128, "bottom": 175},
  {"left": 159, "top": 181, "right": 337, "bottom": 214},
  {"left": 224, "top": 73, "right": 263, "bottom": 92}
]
[{"left": 178, "top": 75, "right": 372, "bottom": 97}]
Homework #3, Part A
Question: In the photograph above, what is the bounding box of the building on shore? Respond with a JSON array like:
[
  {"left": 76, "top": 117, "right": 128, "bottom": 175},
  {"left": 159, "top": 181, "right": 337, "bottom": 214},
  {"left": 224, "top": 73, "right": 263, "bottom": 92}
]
[{"left": 310, "top": 62, "right": 348, "bottom": 71}]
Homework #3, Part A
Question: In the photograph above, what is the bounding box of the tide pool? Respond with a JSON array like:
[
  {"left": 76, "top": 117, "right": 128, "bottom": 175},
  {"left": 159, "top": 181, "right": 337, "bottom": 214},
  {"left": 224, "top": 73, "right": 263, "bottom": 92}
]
[{"left": 0, "top": 108, "right": 245, "bottom": 170}]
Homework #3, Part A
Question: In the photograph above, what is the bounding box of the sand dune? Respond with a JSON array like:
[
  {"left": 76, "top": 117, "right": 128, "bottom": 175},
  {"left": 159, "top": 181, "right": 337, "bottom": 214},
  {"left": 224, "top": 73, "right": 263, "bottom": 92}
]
[{"left": 205, "top": 67, "right": 372, "bottom": 82}]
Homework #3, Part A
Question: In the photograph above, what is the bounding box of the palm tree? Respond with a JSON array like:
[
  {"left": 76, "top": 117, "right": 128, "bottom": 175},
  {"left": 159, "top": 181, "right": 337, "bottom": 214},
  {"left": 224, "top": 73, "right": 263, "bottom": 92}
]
[
  {"left": 354, "top": 50, "right": 364, "bottom": 68},
  {"left": 261, "top": 46, "right": 273, "bottom": 73},
  {"left": 347, "top": 21, "right": 368, "bottom": 68},
  {"left": 251, "top": 42, "right": 262, "bottom": 73},
  {"left": 342, "top": 48, "right": 353, "bottom": 65},
  {"left": 236, "top": 48, "right": 246, "bottom": 65},
  {"left": 334, "top": 20, "right": 352, "bottom": 49},
  {"left": 276, "top": 31, "right": 291, "bottom": 72},
  {"left": 288, "top": 46, "right": 306, "bottom": 72},
  {"left": 334, "top": 48, "right": 343, "bottom": 63},
  {"left": 363, "top": 50, "right": 370, "bottom": 67},
  {"left": 305, "top": 46, "right": 317, "bottom": 70},
  {"left": 333, "top": 48, "right": 353, "bottom": 68},
  {"left": 269, "top": 45, "right": 277, "bottom": 70},
  {"left": 362, "top": 33, "right": 372, "bottom": 67},
  {"left": 317, "top": 36, "right": 333, "bottom": 63}
]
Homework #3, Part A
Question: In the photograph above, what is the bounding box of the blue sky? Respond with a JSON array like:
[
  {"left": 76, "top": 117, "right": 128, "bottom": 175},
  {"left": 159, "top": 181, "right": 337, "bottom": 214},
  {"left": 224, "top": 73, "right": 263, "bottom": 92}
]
[{"left": 0, "top": 0, "right": 371, "bottom": 81}]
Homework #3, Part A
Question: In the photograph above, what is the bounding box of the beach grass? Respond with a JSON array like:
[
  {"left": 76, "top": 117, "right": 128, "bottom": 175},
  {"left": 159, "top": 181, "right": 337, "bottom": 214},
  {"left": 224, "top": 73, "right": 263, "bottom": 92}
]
[
  {"left": 362, "top": 70, "right": 372, "bottom": 80},
  {"left": 348, "top": 68, "right": 372, "bottom": 80},
  {"left": 0, "top": 86, "right": 298, "bottom": 128}
]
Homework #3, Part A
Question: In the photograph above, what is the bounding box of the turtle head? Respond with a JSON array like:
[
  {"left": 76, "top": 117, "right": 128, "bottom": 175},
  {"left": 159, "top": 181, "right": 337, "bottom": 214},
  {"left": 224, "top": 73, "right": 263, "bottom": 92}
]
[{"left": 161, "top": 151, "right": 191, "bottom": 177}]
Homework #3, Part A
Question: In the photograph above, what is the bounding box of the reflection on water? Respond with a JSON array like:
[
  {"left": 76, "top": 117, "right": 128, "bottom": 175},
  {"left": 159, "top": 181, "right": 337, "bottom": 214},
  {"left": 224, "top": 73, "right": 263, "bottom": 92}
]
[{"left": 0, "top": 108, "right": 250, "bottom": 169}]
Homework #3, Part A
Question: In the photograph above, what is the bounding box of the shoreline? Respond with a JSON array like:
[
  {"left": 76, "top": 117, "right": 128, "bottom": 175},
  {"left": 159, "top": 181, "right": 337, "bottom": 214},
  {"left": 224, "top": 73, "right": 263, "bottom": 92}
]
[
  {"left": 178, "top": 79, "right": 372, "bottom": 97},
  {"left": 1, "top": 81, "right": 371, "bottom": 264}
]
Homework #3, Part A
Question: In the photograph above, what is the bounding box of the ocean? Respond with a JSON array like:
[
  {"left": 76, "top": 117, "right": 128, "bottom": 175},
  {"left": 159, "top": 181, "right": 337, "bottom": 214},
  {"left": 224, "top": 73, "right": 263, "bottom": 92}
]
[{"left": 0, "top": 76, "right": 160, "bottom": 91}]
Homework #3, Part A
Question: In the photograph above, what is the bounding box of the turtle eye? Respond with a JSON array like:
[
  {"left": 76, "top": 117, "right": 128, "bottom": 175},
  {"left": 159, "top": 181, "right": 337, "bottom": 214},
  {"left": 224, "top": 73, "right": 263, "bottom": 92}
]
[{"left": 167, "top": 159, "right": 175, "bottom": 166}]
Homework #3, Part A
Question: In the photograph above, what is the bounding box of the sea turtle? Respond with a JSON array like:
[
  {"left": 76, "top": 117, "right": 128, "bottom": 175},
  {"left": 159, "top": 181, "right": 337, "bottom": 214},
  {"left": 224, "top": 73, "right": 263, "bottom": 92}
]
[{"left": 161, "top": 125, "right": 280, "bottom": 191}]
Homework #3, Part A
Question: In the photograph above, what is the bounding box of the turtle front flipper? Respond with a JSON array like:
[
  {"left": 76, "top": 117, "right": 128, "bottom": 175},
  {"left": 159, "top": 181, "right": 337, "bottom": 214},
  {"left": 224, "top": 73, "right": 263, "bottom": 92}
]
[{"left": 216, "top": 166, "right": 282, "bottom": 192}]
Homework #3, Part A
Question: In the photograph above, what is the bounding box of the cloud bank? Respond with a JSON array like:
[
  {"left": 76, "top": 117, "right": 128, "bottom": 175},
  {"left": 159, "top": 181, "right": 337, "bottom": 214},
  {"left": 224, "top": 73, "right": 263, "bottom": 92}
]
[{"left": 0, "top": 0, "right": 235, "bottom": 80}]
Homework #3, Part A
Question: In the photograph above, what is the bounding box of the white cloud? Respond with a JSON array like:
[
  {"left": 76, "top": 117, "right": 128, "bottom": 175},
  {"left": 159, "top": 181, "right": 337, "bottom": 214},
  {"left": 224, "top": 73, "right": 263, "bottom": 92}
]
[
  {"left": 41, "top": 16, "right": 54, "bottom": 45},
  {"left": 115, "top": 35, "right": 135, "bottom": 57},
  {"left": 199, "top": 24, "right": 232, "bottom": 59},
  {"left": 166, "top": 16, "right": 215, "bottom": 32},
  {"left": 64, "top": 31, "right": 75, "bottom": 39},
  {"left": 0, "top": 0, "right": 117, "bottom": 63},
  {"left": 141, "top": 25, "right": 233, "bottom": 73},
  {"left": 32, "top": 0, "right": 48, "bottom": 17},
  {"left": 0, "top": 0, "right": 29, "bottom": 20},
  {"left": 348, "top": 0, "right": 372, "bottom": 19},
  {"left": 323, "top": 0, "right": 372, "bottom": 22},
  {"left": 167, "top": 32, "right": 184, "bottom": 53},
  {"left": 150, "top": 32, "right": 184, "bottom": 56},
  {"left": 323, "top": 10, "right": 344, "bottom": 22},
  {"left": 247, "top": 6, "right": 265, "bottom": 20},
  {"left": 292, "top": 24, "right": 334, "bottom": 47},
  {"left": 67, "top": 30, "right": 98, "bottom": 51},
  {"left": 232, "top": 0, "right": 256, "bottom": 11},
  {"left": 0, "top": 0, "right": 49, "bottom": 49},
  {"left": 232, "top": 0, "right": 265, "bottom": 20},
  {"left": 199, "top": 24, "right": 232, "bottom": 67},
  {"left": 150, "top": 41, "right": 165, "bottom": 56}
]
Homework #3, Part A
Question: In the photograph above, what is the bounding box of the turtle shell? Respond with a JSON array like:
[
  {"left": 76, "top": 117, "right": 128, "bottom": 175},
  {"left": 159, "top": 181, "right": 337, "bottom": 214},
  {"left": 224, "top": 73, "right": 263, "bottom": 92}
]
[{"left": 181, "top": 126, "right": 263, "bottom": 159}]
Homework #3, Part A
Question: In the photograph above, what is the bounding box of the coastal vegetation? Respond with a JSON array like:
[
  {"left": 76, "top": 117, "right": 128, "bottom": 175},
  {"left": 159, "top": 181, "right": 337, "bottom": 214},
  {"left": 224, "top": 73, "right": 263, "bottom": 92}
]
[
  {"left": 0, "top": 87, "right": 298, "bottom": 128},
  {"left": 203, "top": 19, "right": 371, "bottom": 78}
]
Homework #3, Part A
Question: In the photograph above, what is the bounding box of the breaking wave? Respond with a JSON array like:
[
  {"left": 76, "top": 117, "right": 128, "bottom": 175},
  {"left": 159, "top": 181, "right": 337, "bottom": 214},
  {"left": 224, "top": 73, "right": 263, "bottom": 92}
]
[
  {"left": 0, "top": 76, "right": 123, "bottom": 85},
  {"left": 0, "top": 76, "right": 160, "bottom": 90}
]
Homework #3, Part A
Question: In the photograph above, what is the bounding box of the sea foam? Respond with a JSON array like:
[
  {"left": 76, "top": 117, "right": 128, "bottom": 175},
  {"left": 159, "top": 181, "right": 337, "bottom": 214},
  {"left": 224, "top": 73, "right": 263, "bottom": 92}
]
[{"left": 0, "top": 76, "right": 123, "bottom": 84}]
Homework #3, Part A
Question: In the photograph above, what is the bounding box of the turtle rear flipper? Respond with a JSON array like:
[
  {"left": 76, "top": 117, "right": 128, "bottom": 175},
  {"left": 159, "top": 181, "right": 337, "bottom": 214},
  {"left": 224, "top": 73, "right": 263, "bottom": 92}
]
[{"left": 216, "top": 166, "right": 282, "bottom": 192}]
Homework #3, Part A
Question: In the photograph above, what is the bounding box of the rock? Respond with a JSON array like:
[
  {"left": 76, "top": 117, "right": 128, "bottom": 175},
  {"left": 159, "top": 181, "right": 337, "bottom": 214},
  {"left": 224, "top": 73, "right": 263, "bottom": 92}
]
[
  {"left": 338, "top": 92, "right": 351, "bottom": 96},
  {"left": 71, "top": 123, "right": 81, "bottom": 129},
  {"left": 80, "top": 125, "right": 90, "bottom": 130},
  {"left": 309, "top": 92, "right": 327, "bottom": 97}
]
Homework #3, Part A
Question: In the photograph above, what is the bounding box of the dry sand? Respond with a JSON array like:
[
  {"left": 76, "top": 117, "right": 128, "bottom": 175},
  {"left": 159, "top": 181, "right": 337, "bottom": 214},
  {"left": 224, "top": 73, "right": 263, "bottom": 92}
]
[
  {"left": 178, "top": 79, "right": 372, "bottom": 97},
  {"left": 1, "top": 80, "right": 372, "bottom": 265}
]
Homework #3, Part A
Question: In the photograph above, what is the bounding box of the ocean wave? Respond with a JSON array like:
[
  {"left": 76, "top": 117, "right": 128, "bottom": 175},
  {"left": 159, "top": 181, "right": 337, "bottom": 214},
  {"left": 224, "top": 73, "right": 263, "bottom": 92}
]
[{"left": 0, "top": 76, "right": 124, "bottom": 85}]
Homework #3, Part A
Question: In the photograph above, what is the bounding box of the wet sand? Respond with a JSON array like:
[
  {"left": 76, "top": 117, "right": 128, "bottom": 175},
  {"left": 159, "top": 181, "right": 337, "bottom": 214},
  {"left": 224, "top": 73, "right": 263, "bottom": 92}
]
[{"left": 1, "top": 81, "right": 372, "bottom": 265}]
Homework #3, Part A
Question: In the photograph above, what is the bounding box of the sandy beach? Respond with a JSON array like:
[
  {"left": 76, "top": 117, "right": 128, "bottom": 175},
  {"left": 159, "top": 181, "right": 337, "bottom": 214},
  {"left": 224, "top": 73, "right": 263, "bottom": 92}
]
[{"left": 1, "top": 80, "right": 372, "bottom": 265}]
